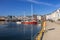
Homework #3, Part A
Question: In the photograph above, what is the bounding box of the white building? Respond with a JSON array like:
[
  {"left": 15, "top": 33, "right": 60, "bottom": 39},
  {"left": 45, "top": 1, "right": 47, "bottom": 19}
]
[
  {"left": 46, "top": 14, "right": 51, "bottom": 20},
  {"left": 37, "top": 15, "right": 41, "bottom": 20},
  {"left": 46, "top": 8, "right": 60, "bottom": 21}
]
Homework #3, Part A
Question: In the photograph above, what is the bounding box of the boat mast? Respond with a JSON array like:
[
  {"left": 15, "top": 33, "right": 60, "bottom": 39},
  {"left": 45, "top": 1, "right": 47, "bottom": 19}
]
[
  {"left": 24, "top": 11, "right": 25, "bottom": 22},
  {"left": 31, "top": 3, "right": 33, "bottom": 40},
  {"left": 31, "top": 4, "right": 33, "bottom": 20}
]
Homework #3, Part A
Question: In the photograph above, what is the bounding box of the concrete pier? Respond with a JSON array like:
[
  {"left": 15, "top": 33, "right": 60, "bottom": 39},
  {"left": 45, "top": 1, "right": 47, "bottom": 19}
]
[
  {"left": 35, "top": 16, "right": 46, "bottom": 40},
  {"left": 42, "top": 21, "right": 60, "bottom": 40}
]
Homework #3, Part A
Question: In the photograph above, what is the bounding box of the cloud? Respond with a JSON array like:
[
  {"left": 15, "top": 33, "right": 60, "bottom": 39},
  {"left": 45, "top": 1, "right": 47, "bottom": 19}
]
[
  {"left": 26, "top": 0, "right": 57, "bottom": 7},
  {"left": 18, "top": 0, "right": 60, "bottom": 8}
]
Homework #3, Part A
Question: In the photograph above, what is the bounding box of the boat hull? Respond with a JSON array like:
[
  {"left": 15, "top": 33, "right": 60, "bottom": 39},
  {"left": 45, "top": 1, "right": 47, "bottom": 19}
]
[
  {"left": 22, "top": 22, "right": 37, "bottom": 24},
  {"left": 16, "top": 22, "right": 21, "bottom": 24}
]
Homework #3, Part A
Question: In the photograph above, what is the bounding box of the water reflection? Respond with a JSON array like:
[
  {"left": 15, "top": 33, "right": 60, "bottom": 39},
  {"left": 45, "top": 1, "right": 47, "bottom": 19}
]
[
  {"left": 0, "top": 21, "right": 8, "bottom": 25},
  {"left": 0, "top": 21, "right": 8, "bottom": 28},
  {"left": 0, "top": 21, "right": 41, "bottom": 40}
]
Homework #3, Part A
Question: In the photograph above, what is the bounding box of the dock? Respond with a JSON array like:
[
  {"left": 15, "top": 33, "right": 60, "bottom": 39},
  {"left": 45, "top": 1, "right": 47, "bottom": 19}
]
[
  {"left": 35, "top": 28, "right": 44, "bottom": 40},
  {"left": 42, "top": 21, "right": 60, "bottom": 40},
  {"left": 35, "top": 16, "right": 46, "bottom": 40}
]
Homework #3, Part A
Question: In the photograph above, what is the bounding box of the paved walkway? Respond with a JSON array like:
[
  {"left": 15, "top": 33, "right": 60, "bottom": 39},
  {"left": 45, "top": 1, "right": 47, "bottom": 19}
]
[{"left": 42, "top": 21, "right": 60, "bottom": 40}]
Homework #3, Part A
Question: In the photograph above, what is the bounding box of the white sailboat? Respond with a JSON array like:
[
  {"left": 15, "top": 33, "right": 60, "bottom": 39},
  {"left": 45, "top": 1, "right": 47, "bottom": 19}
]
[{"left": 16, "top": 21, "right": 21, "bottom": 24}]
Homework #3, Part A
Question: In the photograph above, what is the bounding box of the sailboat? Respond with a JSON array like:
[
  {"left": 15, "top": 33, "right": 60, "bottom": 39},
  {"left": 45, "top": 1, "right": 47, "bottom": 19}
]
[
  {"left": 16, "top": 21, "right": 21, "bottom": 24},
  {"left": 22, "top": 4, "right": 37, "bottom": 24}
]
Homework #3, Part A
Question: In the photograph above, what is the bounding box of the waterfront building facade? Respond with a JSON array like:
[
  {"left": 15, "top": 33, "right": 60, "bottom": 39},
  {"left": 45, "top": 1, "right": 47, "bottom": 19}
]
[
  {"left": 37, "top": 15, "right": 41, "bottom": 20},
  {"left": 46, "top": 8, "right": 60, "bottom": 21}
]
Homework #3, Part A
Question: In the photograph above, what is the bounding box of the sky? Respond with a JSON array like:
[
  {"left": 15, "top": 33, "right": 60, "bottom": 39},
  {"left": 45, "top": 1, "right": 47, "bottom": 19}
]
[{"left": 0, "top": 0, "right": 60, "bottom": 16}]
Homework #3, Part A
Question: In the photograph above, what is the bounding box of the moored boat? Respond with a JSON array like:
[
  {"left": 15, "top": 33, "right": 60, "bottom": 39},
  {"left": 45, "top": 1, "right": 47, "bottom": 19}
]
[
  {"left": 22, "top": 21, "right": 37, "bottom": 24},
  {"left": 22, "top": 4, "right": 37, "bottom": 25},
  {"left": 16, "top": 21, "right": 21, "bottom": 24},
  {"left": 22, "top": 20, "right": 37, "bottom": 24}
]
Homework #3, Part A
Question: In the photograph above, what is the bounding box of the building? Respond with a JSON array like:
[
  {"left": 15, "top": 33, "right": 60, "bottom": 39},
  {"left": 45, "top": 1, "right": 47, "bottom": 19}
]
[
  {"left": 46, "top": 8, "right": 60, "bottom": 21},
  {"left": 0, "top": 16, "right": 6, "bottom": 21},
  {"left": 37, "top": 15, "right": 41, "bottom": 20}
]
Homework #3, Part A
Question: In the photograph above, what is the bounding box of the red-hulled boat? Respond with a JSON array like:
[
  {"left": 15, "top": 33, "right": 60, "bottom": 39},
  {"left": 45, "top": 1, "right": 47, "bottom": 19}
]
[
  {"left": 22, "top": 4, "right": 38, "bottom": 24},
  {"left": 22, "top": 20, "right": 37, "bottom": 24},
  {"left": 22, "top": 21, "right": 37, "bottom": 24}
]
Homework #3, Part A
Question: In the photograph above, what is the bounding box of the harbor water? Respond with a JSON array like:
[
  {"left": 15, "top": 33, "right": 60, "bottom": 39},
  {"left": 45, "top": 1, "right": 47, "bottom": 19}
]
[{"left": 0, "top": 21, "right": 41, "bottom": 40}]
